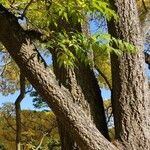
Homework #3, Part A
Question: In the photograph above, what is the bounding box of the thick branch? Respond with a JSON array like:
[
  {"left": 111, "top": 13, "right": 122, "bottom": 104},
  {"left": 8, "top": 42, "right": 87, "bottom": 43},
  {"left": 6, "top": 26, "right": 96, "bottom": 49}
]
[{"left": 0, "top": 5, "right": 117, "bottom": 150}]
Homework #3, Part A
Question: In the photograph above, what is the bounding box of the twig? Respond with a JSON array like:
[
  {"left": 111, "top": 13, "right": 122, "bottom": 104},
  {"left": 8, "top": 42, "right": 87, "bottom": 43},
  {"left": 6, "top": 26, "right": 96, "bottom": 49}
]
[
  {"left": 18, "top": 0, "right": 35, "bottom": 19},
  {"left": 25, "top": 86, "right": 33, "bottom": 94},
  {"left": 95, "top": 66, "right": 112, "bottom": 90},
  {"left": 35, "top": 132, "right": 48, "bottom": 150}
]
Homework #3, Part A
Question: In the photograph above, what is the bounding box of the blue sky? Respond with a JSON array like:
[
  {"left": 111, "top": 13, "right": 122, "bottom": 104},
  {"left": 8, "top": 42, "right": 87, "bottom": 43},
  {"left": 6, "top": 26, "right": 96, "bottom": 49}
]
[
  {"left": 0, "top": 89, "right": 111, "bottom": 110},
  {"left": 0, "top": 50, "right": 52, "bottom": 110},
  {"left": 0, "top": 92, "right": 36, "bottom": 110},
  {"left": 1, "top": 66, "right": 149, "bottom": 110}
]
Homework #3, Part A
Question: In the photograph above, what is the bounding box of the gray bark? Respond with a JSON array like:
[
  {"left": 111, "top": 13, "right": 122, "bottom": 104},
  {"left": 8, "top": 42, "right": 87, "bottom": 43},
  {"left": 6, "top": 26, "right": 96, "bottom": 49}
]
[
  {"left": 0, "top": 4, "right": 117, "bottom": 150},
  {"left": 108, "top": 0, "right": 150, "bottom": 149}
]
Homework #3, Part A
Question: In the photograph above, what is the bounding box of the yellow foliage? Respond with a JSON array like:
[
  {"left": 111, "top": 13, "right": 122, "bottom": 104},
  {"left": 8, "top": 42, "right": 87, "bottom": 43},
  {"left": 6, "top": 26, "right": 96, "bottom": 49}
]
[
  {"left": 104, "top": 99, "right": 112, "bottom": 113},
  {"left": 4, "top": 61, "right": 20, "bottom": 81},
  {"left": 94, "top": 48, "right": 112, "bottom": 89},
  {"left": 0, "top": 109, "right": 60, "bottom": 150},
  {"left": 137, "top": 0, "right": 150, "bottom": 20}
]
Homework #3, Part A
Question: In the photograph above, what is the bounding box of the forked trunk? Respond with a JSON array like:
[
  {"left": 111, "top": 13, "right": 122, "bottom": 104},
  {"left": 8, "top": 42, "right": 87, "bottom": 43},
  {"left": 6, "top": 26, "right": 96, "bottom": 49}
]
[
  {"left": 52, "top": 51, "right": 109, "bottom": 149},
  {"left": 51, "top": 19, "right": 109, "bottom": 149},
  {"left": 0, "top": 5, "right": 117, "bottom": 150}
]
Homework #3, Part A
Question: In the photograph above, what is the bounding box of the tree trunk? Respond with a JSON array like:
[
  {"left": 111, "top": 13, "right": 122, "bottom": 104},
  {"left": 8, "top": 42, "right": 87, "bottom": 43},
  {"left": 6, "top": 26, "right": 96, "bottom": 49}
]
[
  {"left": 0, "top": 4, "right": 117, "bottom": 150},
  {"left": 52, "top": 52, "right": 109, "bottom": 149},
  {"left": 57, "top": 119, "right": 79, "bottom": 150},
  {"left": 108, "top": 0, "right": 150, "bottom": 149},
  {"left": 50, "top": 18, "right": 109, "bottom": 149}
]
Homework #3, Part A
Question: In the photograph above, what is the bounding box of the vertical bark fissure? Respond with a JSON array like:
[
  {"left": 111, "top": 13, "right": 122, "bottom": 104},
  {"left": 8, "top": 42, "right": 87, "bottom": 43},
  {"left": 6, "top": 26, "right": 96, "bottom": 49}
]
[{"left": 108, "top": 0, "right": 150, "bottom": 149}]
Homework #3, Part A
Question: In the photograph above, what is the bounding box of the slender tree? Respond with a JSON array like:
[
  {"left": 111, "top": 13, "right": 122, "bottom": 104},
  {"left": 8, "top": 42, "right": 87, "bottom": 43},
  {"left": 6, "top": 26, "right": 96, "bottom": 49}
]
[{"left": 15, "top": 73, "right": 25, "bottom": 150}]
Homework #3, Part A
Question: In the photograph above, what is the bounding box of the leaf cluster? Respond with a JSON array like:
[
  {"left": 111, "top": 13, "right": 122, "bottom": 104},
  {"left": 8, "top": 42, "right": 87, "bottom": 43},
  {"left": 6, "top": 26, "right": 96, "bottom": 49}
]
[
  {"left": 48, "top": 31, "right": 136, "bottom": 69},
  {"left": 0, "top": 0, "right": 136, "bottom": 90}
]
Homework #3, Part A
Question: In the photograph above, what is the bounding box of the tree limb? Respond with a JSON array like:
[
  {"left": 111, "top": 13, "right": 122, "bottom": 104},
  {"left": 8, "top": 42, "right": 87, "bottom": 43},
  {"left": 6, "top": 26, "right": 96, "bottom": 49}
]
[{"left": 0, "top": 5, "right": 118, "bottom": 150}]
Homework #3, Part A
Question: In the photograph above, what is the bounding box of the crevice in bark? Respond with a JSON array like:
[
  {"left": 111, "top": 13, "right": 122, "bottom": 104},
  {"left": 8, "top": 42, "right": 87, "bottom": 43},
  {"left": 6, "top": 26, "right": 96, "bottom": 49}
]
[{"left": 108, "top": 0, "right": 150, "bottom": 149}]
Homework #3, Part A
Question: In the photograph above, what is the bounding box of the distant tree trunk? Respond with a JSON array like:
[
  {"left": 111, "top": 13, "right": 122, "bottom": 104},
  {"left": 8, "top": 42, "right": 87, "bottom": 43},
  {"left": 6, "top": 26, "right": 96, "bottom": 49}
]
[
  {"left": 15, "top": 73, "right": 25, "bottom": 150},
  {"left": 0, "top": 4, "right": 117, "bottom": 150},
  {"left": 108, "top": 0, "right": 150, "bottom": 149},
  {"left": 51, "top": 19, "right": 109, "bottom": 149}
]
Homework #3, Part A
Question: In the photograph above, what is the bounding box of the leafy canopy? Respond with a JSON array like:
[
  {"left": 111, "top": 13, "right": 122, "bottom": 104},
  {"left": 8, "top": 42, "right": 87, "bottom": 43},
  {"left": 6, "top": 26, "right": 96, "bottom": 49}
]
[{"left": 0, "top": 0, "right": 136, "bottom": 92}]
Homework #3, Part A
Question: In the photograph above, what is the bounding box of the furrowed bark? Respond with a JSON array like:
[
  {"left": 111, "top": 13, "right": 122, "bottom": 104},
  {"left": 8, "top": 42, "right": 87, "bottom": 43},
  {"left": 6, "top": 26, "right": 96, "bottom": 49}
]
[
  {"left": 51, "top": 19, "right": 109, "bottom": 149},
  {"left": 0, "top": 5, "right": 117, "bottom": 150},
  {"left": 108, "top": 0, "right": 150, "bottom": 149},
  {"left": 52, "top": 53, "right": 109, "bottom": 149}
]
